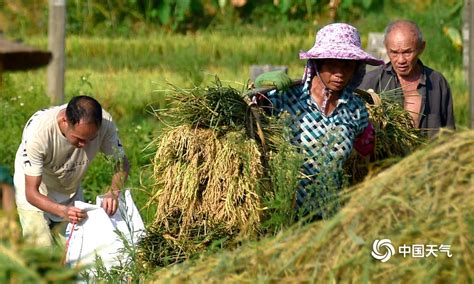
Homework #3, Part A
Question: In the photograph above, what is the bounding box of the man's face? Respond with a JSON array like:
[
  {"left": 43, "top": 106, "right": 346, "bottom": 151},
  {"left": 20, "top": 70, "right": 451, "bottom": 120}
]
[
  {"left": 64, "top": 121, "right": 99, "bottom": 148},
  {"left": 385, "top": 28, "right": 424, "bottom": 78}
]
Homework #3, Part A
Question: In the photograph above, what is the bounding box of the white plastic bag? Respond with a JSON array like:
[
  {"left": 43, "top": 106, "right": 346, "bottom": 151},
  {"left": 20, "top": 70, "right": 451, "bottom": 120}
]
[{"left": 65, "top": 189, "right": 145, "bottom": 271}]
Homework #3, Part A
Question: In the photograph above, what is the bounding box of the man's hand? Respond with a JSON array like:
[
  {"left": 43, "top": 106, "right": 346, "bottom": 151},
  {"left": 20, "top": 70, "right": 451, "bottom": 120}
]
[
  {"left": 102, "top": 190, "right": 120, "bottom": 216},
  {"left": 25, "top": 175, "right": 87, "bottom": 223},
  {"left": 254, "top": 70, "right": 292, "bottom": 91},
  {"left": 101, "top": 155, "right": 128, "bottom": 216},
  {"left": 62, "top": 206, "right": 86, "bottom": 224}
]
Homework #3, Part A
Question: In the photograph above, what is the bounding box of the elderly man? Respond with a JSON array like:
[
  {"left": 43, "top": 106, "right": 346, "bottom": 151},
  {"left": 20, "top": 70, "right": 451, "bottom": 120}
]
[
  {"left": 14, "top": 95, "right": 130, "bottom": 246},
  {"left": 359, "top": 20, "right": 455, "bottom": 137}
]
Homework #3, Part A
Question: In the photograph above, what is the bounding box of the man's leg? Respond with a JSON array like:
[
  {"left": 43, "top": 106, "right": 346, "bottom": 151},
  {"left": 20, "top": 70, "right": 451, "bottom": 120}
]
[{"left": 17, "top": 208, "right": 53, "bottom": 247}]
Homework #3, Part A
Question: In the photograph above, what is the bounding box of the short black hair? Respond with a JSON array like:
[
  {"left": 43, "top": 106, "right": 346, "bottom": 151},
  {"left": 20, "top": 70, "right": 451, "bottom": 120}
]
[{"left": 65, "top": 96, "right": 102, "bottom": 127}]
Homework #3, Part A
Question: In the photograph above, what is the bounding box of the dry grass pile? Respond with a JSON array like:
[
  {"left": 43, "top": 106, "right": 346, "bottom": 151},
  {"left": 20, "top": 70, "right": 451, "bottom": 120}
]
[
  {"left": 140, "top": 80, "right": 302, "bottom": 267},
  {"left": 154, "top": 130, "right": 473, "bottom": 283},
  {"left": 345, "top": 89, "right": 425, "bottom": 184},
  {"left": 0, "top": 214, "right": 80, "bottom": 282}
]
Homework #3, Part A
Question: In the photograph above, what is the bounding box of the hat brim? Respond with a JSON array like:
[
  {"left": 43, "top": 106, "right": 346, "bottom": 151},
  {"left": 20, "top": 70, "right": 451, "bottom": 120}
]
[{"left": 299, "top": 43, "right": 384, "bottom": 66}]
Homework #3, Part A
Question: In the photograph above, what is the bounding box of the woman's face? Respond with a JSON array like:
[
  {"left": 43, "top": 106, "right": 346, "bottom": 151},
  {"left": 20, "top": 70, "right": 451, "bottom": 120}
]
[{"left": 318, "top": 59, "right": 357, "bottom": 92}]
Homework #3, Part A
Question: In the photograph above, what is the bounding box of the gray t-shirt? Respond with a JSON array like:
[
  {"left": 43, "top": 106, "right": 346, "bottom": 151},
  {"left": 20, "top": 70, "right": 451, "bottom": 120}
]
[{"left": 14, "top": 104, "right": 124, "bottom": 220}]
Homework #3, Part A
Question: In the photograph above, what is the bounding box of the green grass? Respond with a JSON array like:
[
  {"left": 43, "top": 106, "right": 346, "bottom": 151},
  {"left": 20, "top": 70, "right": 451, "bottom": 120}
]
[
  {"left": 3, "top": 19, "right": 468, "bottom": 224},
  {"left": 0, "top": 1, "right": 469, "bottom": 281},
  {"left": 24, "top": 32, "right": 308, "bottom": 83},
  {"left": 18, "top": 21, "right": 470, "bottom": 124}
]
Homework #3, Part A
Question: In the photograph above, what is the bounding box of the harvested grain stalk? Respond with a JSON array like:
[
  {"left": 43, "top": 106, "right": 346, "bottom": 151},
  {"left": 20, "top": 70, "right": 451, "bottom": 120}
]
[
  {"left": 141, "top": 79, "right": 302, "bottom": 267},
  {"left": 154, "top": 129, "right": 473, "bottom": 283},
  {"left": 151, "top": 126, "right": 264, "bottom": 237},
  {"left": 345, "top": 88, "right": 426, "bottom": 184}
]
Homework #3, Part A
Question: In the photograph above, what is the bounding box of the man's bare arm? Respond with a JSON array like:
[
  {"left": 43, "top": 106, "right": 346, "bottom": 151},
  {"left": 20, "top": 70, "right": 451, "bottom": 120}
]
[
  {"left": 101, "top": 155, "right": 130, "bottom": 216},
  {"left": 25, "top": 175, "right": 85, "bottom": 223}
]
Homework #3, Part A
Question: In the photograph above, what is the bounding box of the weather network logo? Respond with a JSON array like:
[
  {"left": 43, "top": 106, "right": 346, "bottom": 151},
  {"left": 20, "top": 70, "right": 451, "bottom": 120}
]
[
  {"left": 371, "top": 239, "right": 395, "bottom": 262},
  {"left": 371, "top": 239, "right": 452, "bottom": 262}
]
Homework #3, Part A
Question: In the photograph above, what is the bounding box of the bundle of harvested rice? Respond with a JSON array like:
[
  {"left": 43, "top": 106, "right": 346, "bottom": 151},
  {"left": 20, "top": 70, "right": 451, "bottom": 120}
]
[
  {"left": 162, "top": 79, "right": 248, "bottom": 133},
  {"left": 154, "top": 130, "right": 473, "bottom": 283},
  {"left": 159, "top": 78, "right": 289, "bottom": 151},
  {"left": 345, "top": 88, "right": 425, "bottom": 184},
  {"left": 151, "top": 125, "right": 264, "bottom": 237},
  {"left": 141, "top": 79, "right": 302, "bottom": 266}
]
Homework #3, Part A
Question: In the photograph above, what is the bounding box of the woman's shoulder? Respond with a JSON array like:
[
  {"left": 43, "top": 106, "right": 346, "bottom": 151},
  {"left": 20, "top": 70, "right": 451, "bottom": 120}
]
[
  {"left": 338, "top": 91, "right": 369, "bottom": 119},
  {"left": 283, "top": 81, "right": 307, "bottom": 99},
  {"left": 342, "top": 89, "right": 366, "bottom": 107}
]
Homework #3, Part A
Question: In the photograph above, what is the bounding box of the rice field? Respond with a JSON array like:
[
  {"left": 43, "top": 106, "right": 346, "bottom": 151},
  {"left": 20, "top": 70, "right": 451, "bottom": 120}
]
[
  {"left": 11, "top": 25, "right": 470, "bottom": 124},
  {"left": 2, "top": 24, "right": 469, "bottom": 238},
  {"left": 153, "top": 129, "right": 474, "bottom": 283},
  {"left": 0, "top": 1, "right": 470, "bottom": 281}
]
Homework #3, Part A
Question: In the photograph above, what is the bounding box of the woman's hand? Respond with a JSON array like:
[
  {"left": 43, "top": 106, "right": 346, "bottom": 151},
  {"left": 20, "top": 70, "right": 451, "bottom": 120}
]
[
  {"left": 354, "top": 123, "right": 376, "bottom": 156},
  {"left": 254, "top": 70, "right": 293, "bottom": 91}
]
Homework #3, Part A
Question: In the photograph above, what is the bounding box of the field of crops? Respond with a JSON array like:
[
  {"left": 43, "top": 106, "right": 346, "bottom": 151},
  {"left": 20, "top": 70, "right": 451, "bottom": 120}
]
[{"left": 0, "top": 0, "right": 471, "bottom": 282}]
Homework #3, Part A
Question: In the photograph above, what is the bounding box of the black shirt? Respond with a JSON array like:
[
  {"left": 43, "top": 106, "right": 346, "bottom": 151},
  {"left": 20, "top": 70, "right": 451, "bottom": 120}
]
[{"left": 358, "top": 61, "right": 455, "bottom": 137}]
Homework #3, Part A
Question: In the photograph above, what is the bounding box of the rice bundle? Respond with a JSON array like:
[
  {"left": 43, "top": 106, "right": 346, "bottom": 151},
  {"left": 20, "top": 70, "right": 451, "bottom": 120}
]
[
  {"left": 151, "top": 125, "right": 264, "bottom": 236},
  {"left": 140, "top": 79, "right": 302, "bottom": 267},
  {"left": 345, "top": 88, "right": 425, "bottom": 184},
  {"left": 153, "top": 130, "right": 473, "bottom": 283},
  {"left": 161, "top": 79, "right": 248, "bottom": 133}
]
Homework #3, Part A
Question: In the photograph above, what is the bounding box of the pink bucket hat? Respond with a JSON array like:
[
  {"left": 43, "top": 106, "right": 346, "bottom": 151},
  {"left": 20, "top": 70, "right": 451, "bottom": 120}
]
[{"left": 299, "top": 23, "right": 383, "bottom": 66}]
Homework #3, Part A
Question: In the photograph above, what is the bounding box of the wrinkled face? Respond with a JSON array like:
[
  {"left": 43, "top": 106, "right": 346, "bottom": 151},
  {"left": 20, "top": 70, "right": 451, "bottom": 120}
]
[
  {"left": 385, "top": 29, "right": 424, "bottom": 77},
  {"left": 64, "top": 121, "right": 99, "bottom": 148},
  {"left": 318, "top": 59, "right": 357, "bottom": 92}
]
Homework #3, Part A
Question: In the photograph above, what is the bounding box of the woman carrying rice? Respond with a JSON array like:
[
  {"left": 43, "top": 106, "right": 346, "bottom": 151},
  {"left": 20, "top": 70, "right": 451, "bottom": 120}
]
[{"left": 256, "top": 23, "right": 384, "bottom": 217}]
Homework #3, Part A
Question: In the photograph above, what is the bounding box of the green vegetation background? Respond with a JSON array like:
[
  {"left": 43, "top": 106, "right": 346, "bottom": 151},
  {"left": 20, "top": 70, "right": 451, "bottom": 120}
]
[{"left": 0, "top": 0, "right": 466, "bottom": 225}]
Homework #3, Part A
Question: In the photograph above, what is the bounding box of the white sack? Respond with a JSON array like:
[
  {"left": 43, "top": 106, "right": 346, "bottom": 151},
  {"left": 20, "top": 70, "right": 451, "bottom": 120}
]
[{"left": 65, "top": 189, "right": 145, "bottom": 271}]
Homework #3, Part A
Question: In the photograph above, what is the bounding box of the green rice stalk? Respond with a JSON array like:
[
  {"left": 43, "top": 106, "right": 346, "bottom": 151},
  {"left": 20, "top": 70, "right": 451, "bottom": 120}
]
[
  {"left": 157, "top": 77, "right": 248, "bottom": 134},
  {"left": 345, "top": 88, "right": 426, "bottom": 184}
]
